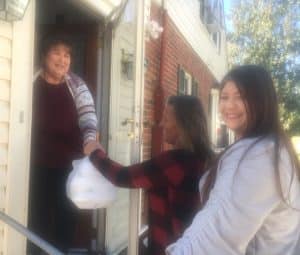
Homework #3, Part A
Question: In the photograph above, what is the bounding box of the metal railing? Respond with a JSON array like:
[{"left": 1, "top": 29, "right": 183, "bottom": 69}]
[{"left": 0, "top": 211, "right": 64, "bottom": 255}]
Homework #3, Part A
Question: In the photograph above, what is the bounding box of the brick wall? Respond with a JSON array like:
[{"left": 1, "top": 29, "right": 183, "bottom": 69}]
[
  {"left": 161, "top": 14, "right": 216, "bottom": 111},
  {"left": 143, "top": 2, "right": 163, "bottom": 160},
  {"left": 143, "top": 2, "right": 217, "bottom": 159}
]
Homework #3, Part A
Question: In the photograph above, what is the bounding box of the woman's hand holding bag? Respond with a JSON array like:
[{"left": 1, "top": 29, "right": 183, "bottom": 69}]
[{"left": 66, "top": 156, "right": 117, "bottom": 209}]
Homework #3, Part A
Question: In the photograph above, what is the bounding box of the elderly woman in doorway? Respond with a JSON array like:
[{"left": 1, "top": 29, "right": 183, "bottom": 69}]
[{"left": 28, "top": 34, "right": 98, "bottom": 254}]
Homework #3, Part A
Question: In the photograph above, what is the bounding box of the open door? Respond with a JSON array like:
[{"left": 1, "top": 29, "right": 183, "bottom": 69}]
[
  {"left": 29, "top": 0, "right": 145, "bottom": 254},
  {"left": 29, "top": 0, "right": 104, "bottom": 253},
  {"left": 105, "top": 24, "right": 137, "bottom": 254}
]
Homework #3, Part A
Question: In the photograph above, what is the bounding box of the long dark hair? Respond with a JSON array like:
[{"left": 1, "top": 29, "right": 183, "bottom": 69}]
[
  {"left": 167, "top": 95, "right": 214, "bottom": 165},
  {"left": 202, "top": 65, "right": 300, "bottom": 205}
]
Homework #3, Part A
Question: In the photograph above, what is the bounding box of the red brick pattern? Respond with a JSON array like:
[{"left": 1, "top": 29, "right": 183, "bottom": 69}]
[
  {"left": 143, "top": 3, "right": 163, "bottom": 160},
  {"left": 143, "top": 2, "right": 217, "bottom": 159}
]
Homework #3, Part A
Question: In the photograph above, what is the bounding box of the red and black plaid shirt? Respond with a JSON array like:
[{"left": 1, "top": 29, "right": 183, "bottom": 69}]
[{"left": 90, "top": 149, "right": 206, "bottom": 255}]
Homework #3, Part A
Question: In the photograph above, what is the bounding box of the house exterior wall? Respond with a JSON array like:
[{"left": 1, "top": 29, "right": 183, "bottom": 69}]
[
  {"left": 144, "top": 0, "right": 223, "bottom": 157},
  {"left": 143, "top": 2, "right": 163, "bottom": 160},
  {"left": 0, "top": 0, "right": 35, "bottom": 254},
  {"left": 0, "top": 18, "right": 13, "bottom": 255},
  {"left": 160, "top": 15, "right": 216, "bottom": 110},
  {"left": 165, "top": 0, "right": 227, "bottom": 81},
  {"left": 6, "top": 1, "right": 35, "bottom": 254}
]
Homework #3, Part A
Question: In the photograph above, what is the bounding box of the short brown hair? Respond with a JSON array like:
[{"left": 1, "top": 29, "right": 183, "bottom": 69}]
[{"left": 41, "top": 33, "right": 73, "bottom": 58}]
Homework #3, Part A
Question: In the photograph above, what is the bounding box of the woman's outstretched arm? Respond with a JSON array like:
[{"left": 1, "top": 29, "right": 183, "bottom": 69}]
[{"left": 90, "top": 148, "right": 193, "bottom": 189}]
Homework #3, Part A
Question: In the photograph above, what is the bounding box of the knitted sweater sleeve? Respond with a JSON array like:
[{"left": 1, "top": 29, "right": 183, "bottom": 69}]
[
  {"left": 166, "top": 139, "right": 282, "bottom": 255},
  {"left": 66, "top": 73, "right": 98, "bottom": 145}
]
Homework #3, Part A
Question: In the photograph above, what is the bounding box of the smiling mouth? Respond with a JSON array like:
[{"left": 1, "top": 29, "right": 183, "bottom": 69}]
[{"left": 225, "top": 115, "right": 244, "bottom": 122}]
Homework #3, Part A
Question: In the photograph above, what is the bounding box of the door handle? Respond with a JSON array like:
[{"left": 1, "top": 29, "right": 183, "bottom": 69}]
[
  {"left": 122, "top": 118, "right": 135, "bottom": 126},
  {"left": 128, "top": 132, "right": 135, "bottom": 139}
]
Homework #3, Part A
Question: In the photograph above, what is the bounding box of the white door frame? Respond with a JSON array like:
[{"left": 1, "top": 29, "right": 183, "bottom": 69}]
[
  {"left": 93, "top": 0, "right": 146, "bottom": 253},
  {"left": 128, "top": 0, "right": 145, "bottom": 254}
]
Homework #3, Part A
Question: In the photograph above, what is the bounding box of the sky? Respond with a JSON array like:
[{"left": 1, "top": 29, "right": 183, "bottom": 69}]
[
  {"left": 224, "top": 0, "right": 233, "bottom": 31},
  {"left": 224, "top": 0, "right": 231, "bottom": 15}
]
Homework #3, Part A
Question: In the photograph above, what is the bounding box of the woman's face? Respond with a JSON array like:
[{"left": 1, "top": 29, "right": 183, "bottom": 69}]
[
  {"left": 161, "top": 104, "right": 181, "bottom": 146},
  {"left": 219, "top": 81, "right": 248, "bottom": 138},
  {"left": 44, "top": 43, "right": 71, "bottom": 82}
]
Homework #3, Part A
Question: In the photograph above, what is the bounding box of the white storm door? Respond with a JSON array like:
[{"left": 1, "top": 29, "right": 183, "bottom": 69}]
[{"left": 105, "top": 21, "right": 138, "bottom": 255}]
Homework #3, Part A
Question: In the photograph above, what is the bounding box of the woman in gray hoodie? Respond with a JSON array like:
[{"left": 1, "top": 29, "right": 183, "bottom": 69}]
[{"left": 166, "top": 65, "right": 300, "bottom": 255}]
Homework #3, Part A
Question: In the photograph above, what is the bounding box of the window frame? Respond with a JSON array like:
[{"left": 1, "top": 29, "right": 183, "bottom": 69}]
[{"left": 177, "top": 66, "right": 199, "bottom": 96}]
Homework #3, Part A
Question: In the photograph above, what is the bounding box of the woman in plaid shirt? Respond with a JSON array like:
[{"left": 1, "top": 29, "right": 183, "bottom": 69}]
[{"left": 89, "top": 95, "right": 214, "bottom": 255}]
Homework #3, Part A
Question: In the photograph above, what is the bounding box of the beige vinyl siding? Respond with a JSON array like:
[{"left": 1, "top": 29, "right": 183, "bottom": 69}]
[
  {"left": 0, "top": 1, "right": 35, "bottom": 254},
  {"left": 0, "top": 37, "right": 11, "bottom": 59},
  {"left": 5, "top": 0, "right": 35, "bottom": 254},
  {"left": 0, "top": 81, "right": 10, "bottom": 103},
  {"left": 0, "top": 123, "right": 9, "bottom": 144},
  {"left": 0, "top": 20, "right": 12, "bottom": 255}
]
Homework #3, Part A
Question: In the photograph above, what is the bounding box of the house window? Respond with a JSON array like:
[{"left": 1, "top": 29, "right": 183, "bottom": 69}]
[
  {"left": 200, "top": 0, "right": 205, "bottom": 23},
  {"left": 209, "top": 88, "right": 234, "bottom": 150},
  {"left": 212, "top": 31, "right": 218, "bottom": 45},
  {"left": 211, "top": 31, "right": 222, "bottom": 53},
  {"left": 177, "top": 67, "right": 199, "bottom": 96},
  {"left": 192, "top": 78, "right": 199, "bottom": 96},
  {"left": 199, "top": 0, "right": 224, "bottom": 52},
  {"left": 209, "top": 88, "right": 220, "bottom": 147}
]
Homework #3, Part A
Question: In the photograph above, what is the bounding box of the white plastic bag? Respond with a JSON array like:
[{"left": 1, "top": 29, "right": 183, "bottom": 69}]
[{"left": 66, "top": 156, "right": 117, "bottom": 209}]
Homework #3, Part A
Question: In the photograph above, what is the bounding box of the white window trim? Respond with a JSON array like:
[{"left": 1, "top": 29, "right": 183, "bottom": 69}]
[
  {"left": 184, "top": 72, "right": 192, "bottom": 95},
  {"left": 210, "top": 88, "right": 220, "bottom": 147}
]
